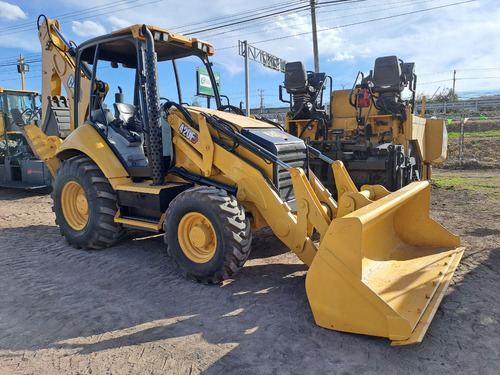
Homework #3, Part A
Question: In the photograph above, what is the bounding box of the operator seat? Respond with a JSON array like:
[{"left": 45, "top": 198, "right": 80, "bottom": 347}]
[
  {"left": 10, "top": 108, "right": 27, "bottom": 130},
  {"left": 91, "top": 107, "right": 114, "bottom": 126},
  {"left": 372, "top": 56, "right": 403, "bottom": 99},
  {"left": 284, "top": 61, "right": 309, "bottom": 93},
  {"left": 371, "top": 56, "right": 407, "bottom": 119},
  {"left": 113, "top": 102, "right": 142, "bottom": 133},
  {"left": 284, "top": 61, "right": 315, "bottom": 120}
]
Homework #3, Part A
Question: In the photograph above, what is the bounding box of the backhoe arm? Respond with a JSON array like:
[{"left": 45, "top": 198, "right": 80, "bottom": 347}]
[{"left": 37, "top": 15, "right": 95, "bottom": 132}]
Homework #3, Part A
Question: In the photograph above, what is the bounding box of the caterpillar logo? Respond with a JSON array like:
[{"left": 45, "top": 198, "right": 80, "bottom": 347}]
[{"left": 179, "top": 123, "right": 198, "bottom": 144}]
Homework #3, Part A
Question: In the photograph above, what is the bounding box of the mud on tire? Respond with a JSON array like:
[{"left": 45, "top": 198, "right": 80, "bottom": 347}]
[{"left": 164, "top": 186, "right": 252, "bottom": 284}]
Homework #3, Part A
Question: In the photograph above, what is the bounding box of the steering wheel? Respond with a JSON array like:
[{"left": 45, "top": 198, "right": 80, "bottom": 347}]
[
  {"left": 218, "top": 105, "right": 245, "bottom": 116},
  {"left": 11, "top": 107, "right": 37, "bottom": 126}
]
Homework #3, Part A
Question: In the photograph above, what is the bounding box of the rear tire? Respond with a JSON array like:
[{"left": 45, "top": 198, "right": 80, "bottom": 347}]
[
  {"left": 52, "top": 155, "right": 124, "bottom": 249},
  {"left": 164, "top": 186, "right": 252, "bottom": 284}
]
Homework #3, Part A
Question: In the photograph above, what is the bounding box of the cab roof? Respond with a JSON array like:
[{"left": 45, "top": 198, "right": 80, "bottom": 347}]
[{"left": 78, "top": 24, "right": 214, "bottom": 68}]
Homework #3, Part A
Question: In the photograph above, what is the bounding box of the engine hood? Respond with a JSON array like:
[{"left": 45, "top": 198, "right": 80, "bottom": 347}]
[{"left": 185, "top": 106, "right": 276, "bottom": 131}]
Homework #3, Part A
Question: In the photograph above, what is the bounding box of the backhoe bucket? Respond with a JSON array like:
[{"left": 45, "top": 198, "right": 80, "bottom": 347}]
[{"left": 305, "top": 181, "right": 464, "bottom": 345}]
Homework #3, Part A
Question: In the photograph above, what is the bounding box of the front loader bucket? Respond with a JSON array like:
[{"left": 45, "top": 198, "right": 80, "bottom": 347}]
[{"left": 305, "top": 181, "right": 464, "bottom": 345}]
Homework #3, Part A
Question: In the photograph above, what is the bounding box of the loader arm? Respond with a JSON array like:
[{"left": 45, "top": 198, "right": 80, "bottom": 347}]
[{"left": 167, "top": 105, "right": 463, "bottom": 345}]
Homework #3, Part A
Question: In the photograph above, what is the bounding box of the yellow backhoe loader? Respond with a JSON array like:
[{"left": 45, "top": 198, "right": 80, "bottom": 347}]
[
  {"left": 24, "top": 16, "right": 464, "bottom": 345},
  {"left": 0, "top": 87, "right": 51, "bottom": 189},
  {"left": 279, "top": 58, "right": 448, "bottom": 194},
  {"left": 0, "top": 14, "right": 75, "bottom": 190}
]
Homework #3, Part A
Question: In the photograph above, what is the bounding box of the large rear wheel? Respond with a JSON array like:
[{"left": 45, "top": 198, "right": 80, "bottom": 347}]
[
  {"left": 52, "top": 155, "right": 124, "bottom": 249},
  {"left": 164, "top": 186, "right": 252, "bottom": 284}
]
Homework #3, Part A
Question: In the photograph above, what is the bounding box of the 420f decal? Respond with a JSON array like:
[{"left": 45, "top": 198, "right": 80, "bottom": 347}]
[{"left": 179, "top": 123, "right": 198, "bottom": 144}]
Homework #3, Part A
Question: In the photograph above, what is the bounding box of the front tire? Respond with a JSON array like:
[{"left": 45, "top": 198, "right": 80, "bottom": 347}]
[
  {"left": 164, "top": 186, "right": 252, "bottom": 284},
  {"left": 52, "top": 155, "right": 124, "bottom": 249}
]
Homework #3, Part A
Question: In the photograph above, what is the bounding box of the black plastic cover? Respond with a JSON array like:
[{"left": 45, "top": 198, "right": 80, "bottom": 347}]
[
  {"left": 284, "top": 61, "right": 308, "bottom": 93},
  {"left": 373, "top": 56, "right": 402, "bottom": 93},
  {"left": 241, "top": 128, "right": 307, "bottom": 205}
]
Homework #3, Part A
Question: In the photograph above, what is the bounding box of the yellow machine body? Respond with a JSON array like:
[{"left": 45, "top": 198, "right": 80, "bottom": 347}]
[
  {"left": 23, "top": 18, "right": 464, "bottom": 345},
  {"left": 329, "top": 89, "right": 449, "bottom": 171},
  {"left": 0, "top": 88, "right": 56, "bottom": 189},
  {"left": 306, "top": 179, "right": 463, "bottom": 344},
  {"left": 282, "top": 59, "right": 449, "bottom": 192}
]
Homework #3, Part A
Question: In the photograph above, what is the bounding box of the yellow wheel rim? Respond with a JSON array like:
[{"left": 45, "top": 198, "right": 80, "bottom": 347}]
[
  {"left": 61, "top": 181, "right": 89, "bottom": 231},
  {"left": 178, "top": 212, "right": 217, "bottom": 263}
]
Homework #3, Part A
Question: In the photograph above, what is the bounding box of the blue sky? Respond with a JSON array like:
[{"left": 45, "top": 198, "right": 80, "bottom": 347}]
[{"left": 0, "top": 0, "right": 499, "bottom": 109}]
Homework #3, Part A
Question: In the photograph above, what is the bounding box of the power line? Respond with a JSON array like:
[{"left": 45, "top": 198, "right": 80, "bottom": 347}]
[
  {"left": 201, "top": 0, "right": 435, "bottom": 42},
  {"left": 184, "top": 3, "right": 312, "bottom": 35},
  {"left": 0, "top": 0, "right": 309, "bottom": 64},
  {"left": 0, "top": 0, "right": 483, "bottom": 86},
  {"left": 0, "top": 0, "right": 165, "bottom": 37},
  {"left": 175, "top": 0, "right": 305, "bottom": 32},
  {"left": 420, "top": 76, "right": 500, "bottom": 85},
  {"left": 457, "top": 76, "right": 500, "bottom": 80},
  {"left": 220, "top": 0, "right": 476, "bottom": 48},
  {"left": 0, "top": 59, "right": 41, "bottom": 68},
  {"left": 0, "top": 1, "right": 134, "bottom": 33}
]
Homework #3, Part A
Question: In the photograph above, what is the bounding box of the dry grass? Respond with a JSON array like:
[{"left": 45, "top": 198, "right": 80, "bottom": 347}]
[{"left": 441, "top": 118, "right": 500, "bottom": 169}]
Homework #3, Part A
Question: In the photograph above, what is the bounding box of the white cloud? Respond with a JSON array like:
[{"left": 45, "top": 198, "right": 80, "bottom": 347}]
[
  {"left": 215, "top": 56, "right": 244, "bottom": 76},
  {"left": 327, "top": 51, "right": 354, "bottom": 62},
  {"left": 0, "top": 34, "right": 39, "bottom": 52},
  {"left": 0, "top": 1, "right": 27, "bottom": 21},
  {"left": 3, "top": 0, "right": 497, "bottom": 101},
  {"left": 309, "top": 0, "right": 500, "bottom": 96},
  {"left": 107, "top": 15, "right": 132, "bottom": 30},
  {"left": 71, "top": 20, "right": 106, "bottom": 37}
]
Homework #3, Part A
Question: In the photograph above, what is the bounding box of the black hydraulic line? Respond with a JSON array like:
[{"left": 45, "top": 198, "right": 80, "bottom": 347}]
[
  {"left": 411, "top": 74, "right": 417, "bottom": 112},
  {"left": 172, "top": 60, "right": 183, "bottom": 104},
  {"left": 202, "top": 114, "right": 291, "bottom": 170},
  {"left": 37, "top": 14, "right": 92, "bottom": 80},
  {"left": 298, "top": 119, "right": 315, "bottom": 139},
  {"left": 307, "top": 145, "right": 334, "bottom": 165},
  {"left": 253, "top": 114, "right": 285, "bottom": 131},
  {"left": 170, "top": 167, "right": 237, "bottom": 196},
  {"left": 201, "top": 113, "right": 286, "bottom": 194},
  {"left": 163, "top": 104, "right": 279, "bottom": 194},
  {"left": 164, "top": 101, "right": 200, "bottom": 131}
]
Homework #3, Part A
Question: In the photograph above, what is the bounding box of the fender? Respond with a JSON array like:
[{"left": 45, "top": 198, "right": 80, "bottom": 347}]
[{"left": 57, "top": 124, "right": 130, "bottom": 187}]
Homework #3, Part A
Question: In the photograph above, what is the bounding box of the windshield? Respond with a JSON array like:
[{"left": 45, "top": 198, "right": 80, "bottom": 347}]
[
  {"left": 2, "top": 93, "right": 38, "bottom": 129},
  {"left": 6, "top": 94, "right": 35, "bottom": 114},
  {"left": 93, "top": 54, "right": 220, "bottom": 110}
]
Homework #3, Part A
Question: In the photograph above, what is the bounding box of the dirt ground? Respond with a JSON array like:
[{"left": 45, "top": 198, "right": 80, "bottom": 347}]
[
  {"left": 0, "top": 169, "right": 499, "bottom": 375},
  {"left": 444, "top": 118, "right": 500, "bottom": 168}
]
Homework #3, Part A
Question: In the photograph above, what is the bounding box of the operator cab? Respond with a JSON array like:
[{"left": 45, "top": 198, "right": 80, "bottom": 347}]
[{"left": 73, "top": 24, "right": 221, "bottom": 181}]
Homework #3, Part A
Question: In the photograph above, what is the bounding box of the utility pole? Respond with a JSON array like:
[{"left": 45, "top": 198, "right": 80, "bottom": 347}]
[
  {"left": 17, "top": 54, "right": 29, "bottom": 90},
  {"left": 452, "top": 70, "right": 457, "bottom": 98},
  {"left": 310, "top": 0, "right": 320, "bottom": 73},
  {"left": 458, "top": 115, "right": 468, "bottom": 168},
  {"left": 244, "top": 40, "right": 250, "bottom": 116},
  {"left": 259, "top": 89, "right": 265, "bottom": 113}
]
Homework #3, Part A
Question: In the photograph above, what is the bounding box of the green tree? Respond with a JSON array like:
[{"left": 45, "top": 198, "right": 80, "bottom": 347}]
[
  {"left": 417, "top": 87, "right": 458, "bottom": 103},
  {"left": 432, "top": 87, "right": 458, "bottom": 102}
]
